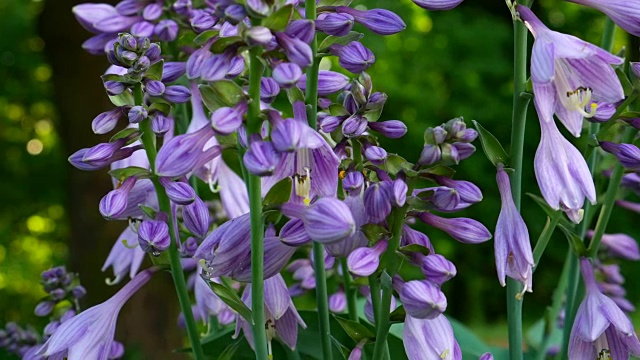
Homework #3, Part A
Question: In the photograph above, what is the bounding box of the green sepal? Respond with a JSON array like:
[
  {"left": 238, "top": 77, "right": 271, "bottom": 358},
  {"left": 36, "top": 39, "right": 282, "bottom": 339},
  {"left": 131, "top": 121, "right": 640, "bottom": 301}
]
[
  {"left": 194, "top": 30, "right": 220, "bottom": 46},
  {"left": 398, "top": 244, "right": 431, "bottom": 257},
  {"left": 363, "top": 108, "right": 383, "bottom": 122},
  {"left": 333, "top": 316, "right": 375, "bottom": 343},
  {"left": 318, "top": 0, "right": 352, "bottom": 6},
  {"left": 200, "top": 81, "right": 246, "bottom": 111},
  {"left": 286, "top": 86, "right": 305, "bottom": 104},
  {"left": 211, "top": 36, "right": 244, "bottom": 54},
  {"left": 360, "top": 223, "right": 389, "bottom": 243},
  {"left": 108, "top": 91, "right": 135, "bottom": 107},
  {"left": 318, "top": 32, "right": 364, "bottom": 53},
  {"left": 558, "top": 224, "right": 587, "bottom": 257},
  {"left": 261, "top": 4, "right": 294, "bottom": 31},
  {"left": 108, "top": 166, "right": 151, "bottom": 182},
  {"left": 419, "top": 164, "right": 455, "bottom": 178},
  {"left": 110, "top": 127, "right": 140, "bottom": 143},
  {"left": 526, "top": 193, "right": 574, "bottom": 228},
  {"left": 263, "top": 177, "right": 292, "bottom": 207},
  {"left": 329, "top": 104, "right": 349, "bottom": 116},
  {"left": 472, "top": 120, "right": 509, "bottom": 167},
  {"left": 406, "top": 197, "right": 433, "bottom": 212},
  {"left": 388, "top": 305, "right": 406, "bottom": 324},
  {"left": 616, "top": 67, "right": 634, "bottom": 96},
  {"left": 138, "top": 204, "right": 157, "bottom": 219},
  {"left": 148, "top": 101, "right": 172, "bottom": 115},
  {"left": 209, "top": 281, "right": 254, "bottom": 324},
  {"left": 379, "top": 270, "right": 393, "bottom": 289},
  {"left": 146, "top": 59, "right": 164, "bottom": 81},
  {"left": 384, "top": 154, "right": 410, "bottom": 176}
]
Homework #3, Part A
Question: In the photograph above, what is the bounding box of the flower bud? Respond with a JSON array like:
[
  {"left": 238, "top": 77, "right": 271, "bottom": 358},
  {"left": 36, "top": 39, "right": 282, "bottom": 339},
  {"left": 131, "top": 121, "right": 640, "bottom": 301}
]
[
  {"left": 164, "top": 85, "right": 191, "bottom": 103},
  {"left": 364, "top": 182, "right": 392, "bottom": 223},
  {"left": 181, "top": 237, "right": 199, "bottom": 257},
  {"left": 280, "top": 219, "right": 312, "bottom": 246},
  {"left": 364, "top": 146, "right": 387, "bottom": 165},
  {"left": 390, "top": 179, "right": 407, "bottom": 207},
  {"left": 319, "top": 114, "right": 344, "bottom": 133},
  {"left": 211, "top": 105, "right": 244, "bottom": 135},
  {"left": 440, "top": 143, "right": 459, "bottom": 164},
  {"left": 145, "top": 80, "right": 165, "bottom": 96},
  {"left": 273, "top": 62, "right": 302, "bottom": 87},
  {"left": 183, "top": 197, "right": 211, "bottom": 238},
  {"left": 366, "top": 91, "right": 387, "bottom": 111},
  {"left": 401, "top": 280, "right": 447, "bottom": 319},
  {"left": 452, "top": 142, "right": 475, "bottom": 160},
  {"left": 285, "top": 20, "right": 315, "bottom": 44},
  {"left": 368, "top": 120, "right": 407, "bottom": 138},
  {"left": 143, "top": 3, "right": 163, "bottom": 21},
  {"left": 329, "top": 291, "right": 347, "bottom": 313},
  {"left": 131, "top": 21, "right": 155, "bottom": 37},
  {"left": 364, "top": 293, "right": 396, "bottom": 324},
  {"left": 421, "top": 186, "right": 461, "bottom": 211},
  {"left": 116, "top": 0, "right": 144, "bottom": 15},
  {"left": 343, "top": 171, "right": 364, "bottom": 195},
  {"left": 71, "top": 285, "right": 87, "bottom": 299},
  {"left": 316, "top": 12, "right": 354, "bottom": 36},
  {"left": 246, "top": 0, "right": 271, "bottom": 17},
  {"left": 282, "top": 198, "right": 356, "bottom": 244},
  {"left": 434, "top": 176, "right": 482, "bottom": 204},
  {"left": 271, "top": 119, "right": 305, "bottom": 152},
  {"left": 421, "top": 254, "right": 456, "bottom": 285},
  {"left": 260, "top": 77, "right": 280, "bottom": 103},
  {"left": 479, "top": 353, "right": 494, "bottom": 360},
  {"left": 160, "top": 178, "right": 196, "bottom": 205},
  {"left": 224, "top": 4, "right": 247, "bottom": 24},
  {"left": 342, "top": 115, "right": 368, "bottom": 137},
  {"left": 331, "top": 42, "right": 375, "bottom": 74},
  {"left": 412, "top": 0, "right": 464, "bottom": 10},
  {"left": 151, "top": 113, "right": 172, "bottom": 135},
  {"left": 243, "top": 140, "right": 281, "bottom": 176},
  {"left": 155, "top": 125, "right": 218, "bottom": 177},
  {"left": 590, "top": 231, "right": 640, "bottom": 260},
  {"left": 34, "top": 301, "right": 56, "bottom": 317},
  {"left": 128, "top": 105, "right": 148, "bottom": 124},
  {"left": 419, "top": 212, "right": 491, "bottom": 244},
  {"left": 275, "top": 32, "right": 313, "bottom": 68},
  {"left": 201, "top": 53, "right": 232, "bottom": 82},
  {"left": 163, "top": 62, "right": 186, "bottom": 82},
  {"left": 336, "top": 6, "right": 406, "bottom": 35},
  {"left": 119, "top": 33, "right": 137, "bottom": 51},
  {"left": 600, "top": 141, "right": 640, "bottom": 169},
  {"left": 191, "top": 12, "right": 217, "bottom": 32},
  {"left": 138, "top": 219, "right": 171, "bottom": 255},
  {"left": 104, "top": 80, "right": 127, "bottom": 95},
  {"left": 99, "top": 177, "right": 137, "bottom": 220},
  {"left": 92, "top": 108, "right": 124, "bottom": 134},
  {"left": 154, "top": 19, "right": 179, "bottom": 41},
  {"left": 418, "top": 144, "right": 441, "bottom": 165},
  {"left": 136, "top": 36, "right": 151, "bottom": 52},
  {"left": 347, "top": 241, "right": 387, "bottom": 277},
  {"left": 246, "top": 26, "right": 273, "bottom": 45},
  {"left": 186, "top": 46, "right": 212, "bottom": 79}
]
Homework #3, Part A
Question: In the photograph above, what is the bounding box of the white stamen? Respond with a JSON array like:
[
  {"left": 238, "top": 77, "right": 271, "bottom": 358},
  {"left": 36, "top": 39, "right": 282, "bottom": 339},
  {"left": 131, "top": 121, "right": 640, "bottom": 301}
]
[
  {"left": 294, "top": 167, "right": 312, "bottom": 205},
  {"left": 566, "top": 87, "right": 597, "bottom": 118}
]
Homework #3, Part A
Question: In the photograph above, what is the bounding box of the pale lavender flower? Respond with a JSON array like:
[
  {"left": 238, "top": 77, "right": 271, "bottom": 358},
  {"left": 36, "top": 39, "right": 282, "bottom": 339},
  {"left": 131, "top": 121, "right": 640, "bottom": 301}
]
[
  {"left": 400, "top": 280, "right": 447, "bottom": 319},
  {"left": 565, "top": 0, "right": 640, "bottom": 37},
  {"left": 403, "top": 314, "right": 462, "bottom": 360},
  {"left": 285, "top": 20, "right": 315, "bottom": 44},
  {"left": 102, "top": 227, "right": 145, "bottom": 284},
  {"left": 137, "top": 218, "right": 170, "bottom": 255},
  {"left": 92, "top": 108, "right": 125, "bottom": 134},
  {"left": 325, "top": 195, "right": 369, "bottom": 257},
  {"left": 275, "top": 32, "right": 313, "bottom": 68},
  {"left": 419, "top": 212, "right": 491, "bottom": 244},
  {"left": 282, "top": 198, "right": 356, "bottom": 244},
  {"left": 479, "top": 353, "right": 494, "bottom": 360},
  {"left": 316, "top": 13, "right": 354, "bottom": 36},
  {"left": 335, "top": 7, "right": 406, "bottom": 35},
  {"left": 421, "top": 254, "right": 457, "bottom": 285},
  {"left": 38, "top": 268, "right": 156, "bottom": 359},
  {"left": 494, "top": 166, "right": 534, "bottom": 293},
  {"left": 368, "top": 120, "right": 407, "bottom": 138},
  {"left": 347, "top": 240, "right": 387, "bottom": 277},
  {"left": 518, "top": 5, "right": 624, "bottom": 137},
  {"left": 587, "top": 231, "right": 640, "bottom": 260},
  {"left": 568, "top": 258, "right": 640, "bottom": 359},
  {"left": 272, "top": 62, "right": 303, "bottom": 88},
  {"left": 534, "top": 118, "right": 595, "bottom": 223},
  {"left": 298, "top": 71, "right": 350, "bottom": 96},
  {"left": 330, "top": 42, "right": 375, "bottom": 74},
  {"left": 329, "top": 290, "right": 347, "bottom": 313},
  {"left": 155, "top": 125, "right": 220, "bottom": 177},
  {"left": 600, "top": 141, "right": 640, "bottom": 169}
]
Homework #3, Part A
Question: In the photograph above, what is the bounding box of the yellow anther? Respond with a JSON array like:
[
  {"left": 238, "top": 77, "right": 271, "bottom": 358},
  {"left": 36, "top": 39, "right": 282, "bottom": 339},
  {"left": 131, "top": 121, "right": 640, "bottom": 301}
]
[{"left": 339, "top": 170, "right": 346, "bottom": 179}]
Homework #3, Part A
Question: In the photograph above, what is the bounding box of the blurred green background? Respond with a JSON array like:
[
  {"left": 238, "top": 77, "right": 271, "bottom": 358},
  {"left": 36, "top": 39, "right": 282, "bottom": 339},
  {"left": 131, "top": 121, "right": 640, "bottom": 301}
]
[{"left": 1, "top": 0, "right": 638, "bottom": 358}]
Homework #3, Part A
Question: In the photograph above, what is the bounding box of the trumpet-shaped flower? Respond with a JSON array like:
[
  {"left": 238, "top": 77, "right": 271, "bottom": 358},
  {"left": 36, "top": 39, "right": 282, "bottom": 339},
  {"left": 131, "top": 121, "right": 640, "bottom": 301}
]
[
  {"left": 568, "top": 258, "right": 640, "bottom": 359},
  {"left": 403, "top": 314, "right": 462, "bottom": 360},
  {"left": 565, "top": 0, "right": 640, "bottom": 37},
  {"left": 38, "top": 268, "right": 156, "bottom": 359},
  {"left": 518, "top": 5, "right": 624, "bottom": 137}
]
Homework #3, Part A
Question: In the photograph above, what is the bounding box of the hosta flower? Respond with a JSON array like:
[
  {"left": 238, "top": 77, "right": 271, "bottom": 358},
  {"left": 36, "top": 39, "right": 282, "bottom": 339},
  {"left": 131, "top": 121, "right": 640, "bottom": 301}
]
[
  {"left": 403, "top": 314, "right": 462, "bottom": 360},
  {"left": 412, "top": 0, "right": 464, "bottom": 10},
  {"left": 565, "top": 0, "right": 640, "bottom": 37},
  {"left": 518, "top": 5, "right": 624, "bottom": 137},
  {"left": 38, "top": 268, "right": 156, "bottom": 359},
  {"left": 568, "top": 258, "right": 640, "bottom": 359}
]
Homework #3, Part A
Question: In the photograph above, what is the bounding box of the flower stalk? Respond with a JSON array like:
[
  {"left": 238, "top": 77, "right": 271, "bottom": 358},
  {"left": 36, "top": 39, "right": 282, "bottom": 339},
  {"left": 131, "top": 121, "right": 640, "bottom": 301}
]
[{"left": 341, "top": 258, "right": 359, "bottom": 322}]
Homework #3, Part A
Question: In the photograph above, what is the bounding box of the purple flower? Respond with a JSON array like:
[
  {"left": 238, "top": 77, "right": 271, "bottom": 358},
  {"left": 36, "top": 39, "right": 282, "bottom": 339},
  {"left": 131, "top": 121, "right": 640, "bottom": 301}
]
[
  {"left": 347, "top": 240, "right": 387, "bottom": 277},
  {"left": 163, "top": 62, "right": 186, "bottom": 82},
  {"left": 363, "top": 182, "right": 392, "bottom": 223},
  {"left": 588, "top": 231, "right": 640, "bottom": 260},
  {"left": 421, "top": 254, "right": 457, "bottom": 285},
  {"left": 534, "top": 118, "right": 595, "bottom": 223},
  {"left": 495, "top": 166, "right": 534, "bottom": 292},
  {"left": 154, "top": 19, "right": 178, "bottom": 41},
  {"left": 73, "top": 3, "right": 139, "bottom": 34},
  {"left": 102, "top": 227, "right": 145, "bottom": 285},
  {"left": 518, "top": 5, "right": 624, "bottom": 137},
  {"left": 565, "top": 0, "right": 640, "bottom": 37},
  {"left": 600, "top": 141, "right": 640, "bottom": 169},
  {"left": 201, "top": 52, "right": 233, "bottom": 82},
  {"left": 365, "top": 146, "right": 387, "bottom": 165},
  {"left": 194, "top": 274, "right": 226, "bottom": 323},
  {"left": 99, "top": 177, "right": 137, "bottom": 220},
  {"left": 336, "top": 7, "right": 406, "bottom": 36},
  {"left": 275, "top": 32, "right": 313, "bottom": 68},
  {"left": 163, "top": 85, "right": 191, "bottom": 103},
  {"left": 137, "top": 219, "right": 170, "bottom": 255},
  {"left": 155, "top": 125, "right": 220, "bottom": 177},
  {"left": 329, "top": 290, "right": 347, "bottom": 313},
  {"left": 479, "top": 353, "right": 494, "bottom": 360},
  {"left": 272, "top": 62, "right": 303, "bottom": 88},
  {"left": 403, "top": 314, "right": 462, "bottom": 360},
  {"left": 145, "top": 80, "right": 165, "bottom": 97},
  {"left": 183, "top": 197, "right": 210, "bottom": 238},
  {"left": 401, "top": 280, "right": 447, "bottom": 319},
  {"left": 92, "top": 108, "right": 125, "bottom": 134},
  {"left": 330, "top": 42, "right": 375, "bottom": 74},
  {"left": 243, "top": 140, "right": 281, "bottom": 176},
  {"left": 298, "top": 71, "right": 350, "bottom": 96},
  {"left": 316, "top": 13, "right": 354, "bottom": 36},
  {"left": 412, "top": 0, "right": 464, "bottom": 10},
  {"left": 419, "top": 144, "right": 442, "bottom": 165},
  {"left": 282, "top": 198, "right": 356, "bottom": 244},
  {"left": 260, "top": 77, "right": 280, "bottom": 103},
  {"left": 38, "top": 268, "right": 156, "bottom": 359},
  {"left": 368, "top": 120, "right": 407, "bottom": 138},
  {"left": 211, "top": 105, "right": 245, "bottom": 135},
  {"left": 419, "top": 212, "right": 491, "bottom": 244},
  {"left": 160, "top": 178, "right": 196, "bottom": 205},
  {"left": 568, "top": 258, "right": 640, "bottom": 359},
  {"left": 434, "top": 176, "right": 483, "bottom": 204},
  {"left": 285, "top": 20, "right": 315, "bottom": 44}
]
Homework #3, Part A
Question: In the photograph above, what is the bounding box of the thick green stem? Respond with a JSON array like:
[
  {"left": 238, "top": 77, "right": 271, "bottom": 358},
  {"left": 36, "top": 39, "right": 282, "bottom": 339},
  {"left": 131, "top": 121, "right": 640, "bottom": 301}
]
[
  {"left": 136, "top": 83, "right": 205, "bottom": 359},
  {"left": 246, "top": 46, "right": 269, "bottom": 360},
  {"left": 507, "top": 3, "right": 532, "bottom": 358},
  {"left": 341, "top": 258, "right": 359, "bottom": 322},
  {"left": 305, "top": 1, "right": 332, "bottom": 359},
  {"left": 372, "top": 209, "right": 407, "bottom": 360}
]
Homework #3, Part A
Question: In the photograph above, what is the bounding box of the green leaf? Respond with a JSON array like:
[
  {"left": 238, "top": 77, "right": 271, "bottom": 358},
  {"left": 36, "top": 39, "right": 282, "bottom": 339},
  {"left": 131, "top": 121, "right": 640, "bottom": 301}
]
[
  {"left": 261, "top": 5, "right": 293, "bottom": 31},
  {"left": 363, "top": 108, "right": 383, "bottom": 122},
  {"left": 616, "top": 67, "right": 634, "bottom": 96},
  {"left": 360, "top": 223, "right": 388, "bottom": 243},
  {"left": 194, "top": 30, "right": 219, "bottom": 46},
  {"left": 419, "top": 164, "right": 456, "bottom": 178},
  {"left": 388, "top": 305, "right": 406, "bottom": 324},
  {"left": 209, "top": 282, "right": 253, "bottom": 323},
  {"left": 472, "top": 120, "right": 509, "bottom": 167},
  {"left": 108, "top": 166, "right": 151, "bottom": 181},
  {"left": 558, "top": 224, "right": 587, "bottom": 256},
  {"left": 218, "top": 339, "right": 242, "bottom": 360},
  {"left": 333, "top": 316, "right": 375, "bottom": 342},
  {"left": 329, "top": 104, "right": 349, "bottom": 116},
  {"left": 384, "top": 154, "right": 409, "bottom": 176},
  {"left": 526, "top": 193, "right": 574, "bottom": 228},
  {"left": 318, "top": 0, "right": 352, "bottom": 6},
  {"left": 318, "top": 32, "right": 363, "bottom": 52},
  {"left": 212, "top": 36, "right": 244, "bottom": 53},
  {"left": 286, "top": 86, "right": 305, "bottom": 104},
  {"left": 139, "top": 204, "right": 157, "bottom": 219},
  {"left": 110, "top": 127, "right": 140, "bottom": 143},
  {"left": 148, "top": 101, "right": 171, "bottom": 115},
  {"left": 146, "top": 59, "right": 164, "bottom": 81},
  {"left": 108, "top": 91, "right": 135, "bottom": 107},
  {"left": 200, "top": 82, "right": 246, "bottom": 111},
  {"left": 263, "top": 177, "right": 292, "bottom": 207},
  {"left": 398, "top": 244, "right": 431, "bottom": 257}
]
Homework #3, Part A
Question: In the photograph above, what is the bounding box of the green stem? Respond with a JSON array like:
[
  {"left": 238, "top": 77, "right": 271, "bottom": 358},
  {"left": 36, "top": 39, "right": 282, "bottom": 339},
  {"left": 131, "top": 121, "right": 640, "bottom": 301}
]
[
  {"left": 368, "top": 274, "right": 381, "bottom": 324},
  {"left": 247, "top": 46, "right": 269, "bottom": 360},
  {"left": 507, "top": 2, "right": 532, "bottom": 358},
  {"left": 372, "top": 209, "right": 407, "bottom": 360},
  {"left": 305, "top": 1, "right": 332, "bottom": 359},
  {"left": 341, "top": 258, "right": 359, "bottom": 322},
  {"left": 532, "top": 212, "right": 561, "bottom": 273},
  {"left": 136, "top": 83, "right": 205, "bottom": 360}
]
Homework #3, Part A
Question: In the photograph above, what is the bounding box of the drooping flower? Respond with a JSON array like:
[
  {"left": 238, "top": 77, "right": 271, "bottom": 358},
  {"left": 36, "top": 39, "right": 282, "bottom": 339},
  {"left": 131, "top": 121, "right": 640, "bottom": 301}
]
[
  {"left": 403, "top": 314, "right": 462, "bottom": 360},
  {"left": 534, "top": 118, "right": 596, "bottom": 223},
  {"left": 38, "top": 268, "right": 156, "bottom": 359},
  {"left": 494, "top": 166, "right": 534, "bottom": 293},
  {"left": 518, "top": 5, "right": 624, "bottom": 137},
  {"left": 568, "top": 258, "right": 640, "bottom": 359},
  {"left": 565, "top": 0, "right": 640, "bottom": 37}
]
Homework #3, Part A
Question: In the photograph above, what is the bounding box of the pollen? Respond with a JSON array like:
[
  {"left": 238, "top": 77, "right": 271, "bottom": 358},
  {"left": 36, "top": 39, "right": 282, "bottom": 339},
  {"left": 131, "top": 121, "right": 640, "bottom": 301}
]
[
  {"left": 339, "top": 170, "right": 346, "bottom": 179},
  {"left": 565, "top": 86, "right": 597, "bottom": 118}
]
